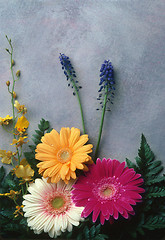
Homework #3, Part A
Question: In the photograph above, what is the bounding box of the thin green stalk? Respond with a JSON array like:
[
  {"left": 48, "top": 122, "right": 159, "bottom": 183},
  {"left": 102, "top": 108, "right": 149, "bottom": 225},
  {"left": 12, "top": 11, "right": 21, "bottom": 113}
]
[
  {"left": 71, "top": 77, "right": 85, "bottom": 134},
  {"left": 6, "top": 36, "right": 21, "bottom": 164},
  {"left": 94, "top": 89, "right": 108, "bottom": 161}
]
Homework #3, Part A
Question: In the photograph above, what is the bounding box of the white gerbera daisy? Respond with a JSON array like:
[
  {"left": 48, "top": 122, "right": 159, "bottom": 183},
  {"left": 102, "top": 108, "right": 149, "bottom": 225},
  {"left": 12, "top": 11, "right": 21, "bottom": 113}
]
[{"left": 23, "top": 177, "right": 84, "bottom": 238}]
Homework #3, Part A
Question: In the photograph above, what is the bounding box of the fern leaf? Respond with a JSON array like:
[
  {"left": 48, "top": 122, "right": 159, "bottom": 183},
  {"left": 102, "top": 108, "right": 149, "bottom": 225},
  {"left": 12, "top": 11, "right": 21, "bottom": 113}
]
[
  {"left": 138, "top": 134, "right": 155, "bottom": 165},
  {"left": 143, "top": 216, "right": 165, "bottom": 230},
  {"left": 146, "top": 176, "right": 165, "bottom": 185},
  {"left": 126, "top": 158, "right": 139, "bottom": 172},
  {"left": 146, "top": 186, "right": 165, "bottom": 198}
]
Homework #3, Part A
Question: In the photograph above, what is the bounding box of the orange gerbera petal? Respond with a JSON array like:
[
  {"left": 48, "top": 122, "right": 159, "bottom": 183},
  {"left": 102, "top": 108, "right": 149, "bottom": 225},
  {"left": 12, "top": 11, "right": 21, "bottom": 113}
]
[
  {"left": 72, "top": 135, "right": 89, "bottom": 151},
  {"left": 69, "top": 128, "right": 80, "bottom": 147},
  {"left": 35, "top": 127, "right": 93, "bottom": 184},
  {"left": 60, "top": 127, "right": 70, "bottom": 147},
  {"left": 41, "top": 129, "right": 60, "bottom": 148}
]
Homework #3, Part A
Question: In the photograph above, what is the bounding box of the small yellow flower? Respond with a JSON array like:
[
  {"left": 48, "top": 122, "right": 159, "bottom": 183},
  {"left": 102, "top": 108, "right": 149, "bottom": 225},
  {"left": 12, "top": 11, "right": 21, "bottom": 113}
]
[
  {"left": 11, "top": 136, "right": 28, "bottom": 147},
  {"left": 14, "top": 100, "right": 27, "bottom": 114},
  {"left": 14, "top": 205, "right": 24, "bottom": 217},
  {"left": 0, "top": 190, "right": 20, "bottom": 199},
  {"left": 15, "top": 115, "right": 29, "bottom": 133},
  {"left": 20, "top": 158, "right": 28, "bottom": 166},
  {"left": 0, "top": 149, "right": 13, "bottom": 164},
  {"left": 15, "top": 165, "right": 34, "bottom": 182},
  {"left": 0, "top": 115, "right": 13, "bottom": 125},
  {"left": 13, "top": 91, "right": 17, "bottom": 98}
]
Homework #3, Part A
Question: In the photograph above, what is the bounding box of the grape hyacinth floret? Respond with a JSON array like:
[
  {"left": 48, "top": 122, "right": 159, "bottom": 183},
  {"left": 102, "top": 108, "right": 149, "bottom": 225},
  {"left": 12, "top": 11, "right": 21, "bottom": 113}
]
[
  {"left": 97, "top": 60, "right": 115, "bottom": 110},
  {"left": 59, "top": 53, "right": 81, "bottom": 95}
]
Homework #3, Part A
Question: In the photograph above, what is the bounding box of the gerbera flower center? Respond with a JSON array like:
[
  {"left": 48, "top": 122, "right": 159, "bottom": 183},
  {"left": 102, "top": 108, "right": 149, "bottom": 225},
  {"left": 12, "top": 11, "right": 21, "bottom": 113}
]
[
  {"left": 57, "top": 148, "right": 72, "bottom": 163},
  {"left": 51, "top": 196, "right": 65, "bottom": 209},
  {"left": 102, "top": 187, "right": 114, "bottom": 197}
]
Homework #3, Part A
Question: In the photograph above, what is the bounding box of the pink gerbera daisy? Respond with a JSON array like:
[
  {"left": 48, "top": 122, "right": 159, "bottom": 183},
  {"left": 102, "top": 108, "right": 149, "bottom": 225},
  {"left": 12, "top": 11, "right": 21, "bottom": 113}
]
[{"left": 72, "top": 158, "right": 145, "bottom": 225}]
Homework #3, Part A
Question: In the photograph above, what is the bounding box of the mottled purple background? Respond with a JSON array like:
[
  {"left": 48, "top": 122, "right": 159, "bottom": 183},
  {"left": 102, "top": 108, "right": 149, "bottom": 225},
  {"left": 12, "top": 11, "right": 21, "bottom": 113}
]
[{"left": 0, "top": 0, "right": 165, "bottom": 172}]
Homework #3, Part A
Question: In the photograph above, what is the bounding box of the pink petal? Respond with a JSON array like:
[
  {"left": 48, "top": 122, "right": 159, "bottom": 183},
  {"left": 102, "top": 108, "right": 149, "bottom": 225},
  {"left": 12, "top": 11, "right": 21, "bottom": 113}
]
[
  {"left": 117, "top": 200, "right": 133, "bottom": 212},
  {"left": 96, "top": 158, "right": 106, "bottom": 177},
  {"left": 92, "top": 203, "right": 101, "bottom": 222},
  {"left": 100, "top": 212, "right": 105, "bottom": 225},
  {"left": 113, "top": 206, "right": 119, "bottom": 219},
  {"left": 122, "top": 191, "right": 142, "bottom": 200},
  {"left": 101, "top": 202, "right": 110, "bottom": 217},
  {"left": 107, "top": 160, "right": 113, "bottom": 177},
  {"left": 82, "top": 201, "right": 95, "bottom": 217},
  {"left": 107, "top": 201, "right": 114, "bottom": 216},
  {"left": 114, "top": 161, "right": 125, "bottom": 177},
  {"left": 122, "top": 209, "right": 129, "bottom": 219},
  {"left": 114, "top": 201, "right": 124, "bottom": 214},
  {"left": 112, "top": 160, "right": 120, "bottom": 175},
  {"left": 124, "top": 185, "right": 145, "bottom": 193},
  {"left": 119, "top": 171, "right": 136, "bottom": 185}
]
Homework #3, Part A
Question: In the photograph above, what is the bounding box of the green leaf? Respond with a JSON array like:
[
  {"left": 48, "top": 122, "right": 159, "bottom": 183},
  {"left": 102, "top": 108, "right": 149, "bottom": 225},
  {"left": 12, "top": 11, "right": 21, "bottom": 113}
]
[
  {"left": 138, "top": 134, "right": 155, "bottom": 164},
  {"left": 145, "top": 165, "right": 163, "bottom": 178},
  {"left": 0, "top": 166, "right": 5, "bottom": 182},
  {"left": 0, "top": 209, "right": 14, "bottom": 219},
  {"left": 126, "top": 158, "right": 139, "bottom": 172},
  {"left": 143, "top": 216, "right": 165, "bottom": 230},
  {"left": 146, "top": 176, "right": 165, "bottom": 185},
  {"left": 84, "top": 226, "right": 90, "bottom": 240}
]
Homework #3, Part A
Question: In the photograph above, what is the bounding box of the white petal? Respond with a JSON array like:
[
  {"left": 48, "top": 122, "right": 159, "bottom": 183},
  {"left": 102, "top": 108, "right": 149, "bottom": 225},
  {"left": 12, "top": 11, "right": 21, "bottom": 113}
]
[
  {"left": 61, "top": 215, "right": 68, "bottom": 231},
  {"left": 48, "top": 226, "right": 55, "bottom": 238},
  {"left": 67, "top": 209, "right": 81, "bottom": 222},
  {"left": 66, "top": 214, "right": 79, "bottom": 226},
  {"left": 56, "top": 180, "right": 65, "bottom": 191},
  {"left": 54, "top": 215, "right": 62, "bottom": 232},
  {"left": 44, "top": 214, "right": 54, "bottom": 233},
  {"left": 65, "top": 179, "right": 75, "bottom": 190},
  {"left": 67, "top": 222, "right": 73, "bottom": 232},
  {"left": 23, "top": 194, "right": 42, "bottom": 202}
]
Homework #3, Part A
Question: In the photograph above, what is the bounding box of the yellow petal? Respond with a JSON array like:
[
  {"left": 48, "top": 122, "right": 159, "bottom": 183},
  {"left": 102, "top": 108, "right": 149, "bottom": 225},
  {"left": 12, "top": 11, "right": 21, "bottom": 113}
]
[
  {"left": 69, "top": 128, "right": 80, "bottom": 148},
  {"left": 60, "top": 127, "right": 70, "bottom": 147},
  {"left": 1, "top": 156, "right": 11, "bottom": 164},
  {"left": 42, "top": 129, "right": 60, "bottom": 148},
  {"left": 60, "top": 164, "right": 69, "bottom": 179},
  {"left": 72, "top": 134, "right": 89, "bottom": 151}
]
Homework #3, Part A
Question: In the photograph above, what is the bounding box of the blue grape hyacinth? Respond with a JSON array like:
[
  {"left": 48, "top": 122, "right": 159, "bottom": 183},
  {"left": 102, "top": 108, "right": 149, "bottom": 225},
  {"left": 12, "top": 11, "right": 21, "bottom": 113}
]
[
  {"left": 59, "top": 53, "right": 81, "bottom": 95},
  {"left": 97, "top": 60, "right": 115, "bottom": 110}
]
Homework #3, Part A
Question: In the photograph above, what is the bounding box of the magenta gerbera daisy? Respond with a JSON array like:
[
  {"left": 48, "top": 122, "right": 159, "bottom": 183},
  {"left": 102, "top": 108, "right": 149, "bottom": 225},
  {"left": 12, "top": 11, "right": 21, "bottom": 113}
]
[{"left": 72, "top": 158, "right": 145, "bottom": 225}]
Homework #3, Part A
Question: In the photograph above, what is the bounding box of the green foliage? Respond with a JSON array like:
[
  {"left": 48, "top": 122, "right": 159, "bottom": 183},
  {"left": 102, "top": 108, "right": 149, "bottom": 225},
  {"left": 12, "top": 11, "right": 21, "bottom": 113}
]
[
  {"left": 76, "top": 224, "right": 109, "bottom": 240},
  {"left": 125, "top": 134, "right": 165, "bottom": 238},
  {"left": 61, "top": 222, "right": 108, "bottom": 240},
  {"left": 24, "top": 118, "right": 52, "bottom": 178}
]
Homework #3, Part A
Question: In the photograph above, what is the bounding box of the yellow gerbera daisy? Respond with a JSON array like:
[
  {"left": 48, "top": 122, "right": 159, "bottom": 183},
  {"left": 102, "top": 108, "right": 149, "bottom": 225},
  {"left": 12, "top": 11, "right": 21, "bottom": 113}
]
[{"left": 35, "top": 127, "right": 93, "bottom": 184}]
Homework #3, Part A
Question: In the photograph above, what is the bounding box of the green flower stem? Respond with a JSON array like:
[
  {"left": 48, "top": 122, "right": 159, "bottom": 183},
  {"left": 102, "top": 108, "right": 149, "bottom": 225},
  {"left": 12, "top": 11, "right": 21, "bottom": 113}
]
[
  {"left": 94, "top": 89, "right": 108, "bottom": 161},
  {"left": 6, "top": 36, "right": 21, "bottom": 165},
  {"left": 10, "top": 155, "right": 15, "bottom": 168},
  {"left": 71, "top": 77, "right": 85, "bottom": 134},
  {"left": 25, "top": 182, "right": 28, "bottom": 194},
  {"left": 21, "top": 185, "right": 24, "bottom": 196}
]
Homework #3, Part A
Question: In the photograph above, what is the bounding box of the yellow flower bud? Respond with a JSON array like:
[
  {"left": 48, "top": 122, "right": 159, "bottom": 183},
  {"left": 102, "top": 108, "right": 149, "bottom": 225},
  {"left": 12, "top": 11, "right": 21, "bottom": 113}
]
[
  {"left": 13, "top": 91, "right": 17, "bottom": 99},
  {"left": 16, "top": 70, "right": 20, "bottom": 77},
  {"left": 6, "top": 81, "right": 10, "bottom": 86},
  {"left": 12, "top": 59, "right": 15, "bottom": 66}
]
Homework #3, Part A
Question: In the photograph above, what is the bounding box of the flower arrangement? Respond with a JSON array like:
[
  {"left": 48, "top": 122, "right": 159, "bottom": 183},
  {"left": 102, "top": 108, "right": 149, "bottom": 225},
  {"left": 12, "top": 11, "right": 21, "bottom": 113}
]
[{"left": 0, "top": 36, "right": 165, "bottom": 240}]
